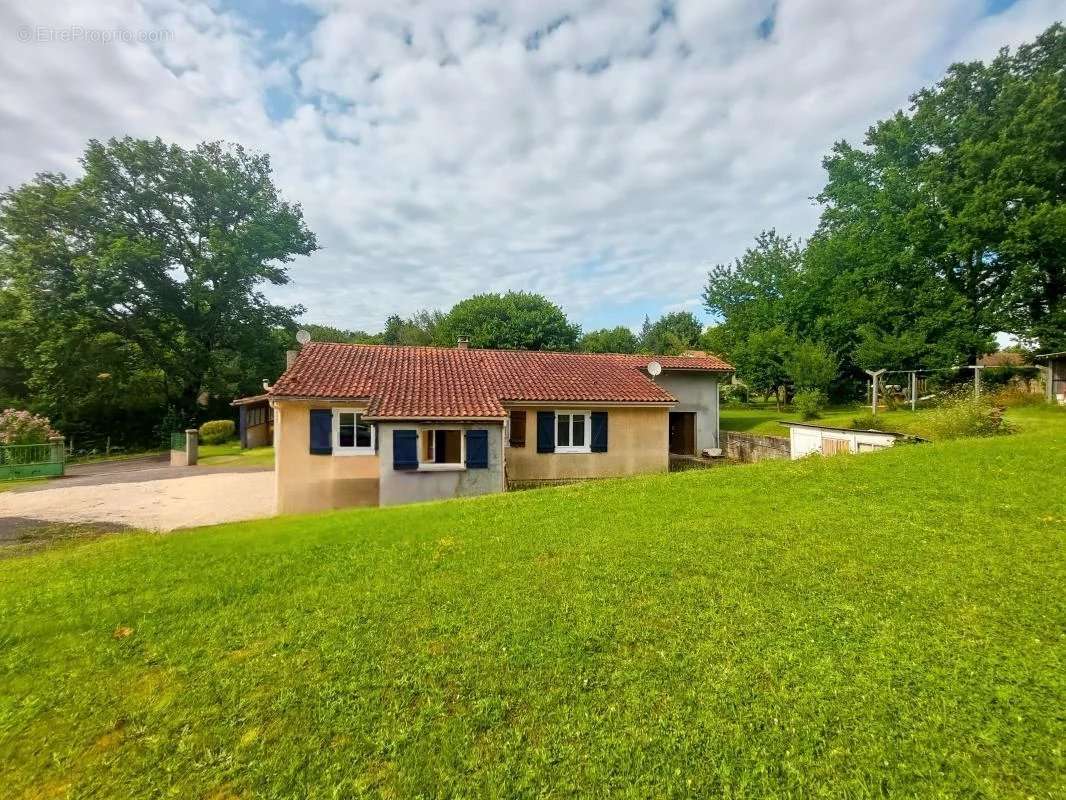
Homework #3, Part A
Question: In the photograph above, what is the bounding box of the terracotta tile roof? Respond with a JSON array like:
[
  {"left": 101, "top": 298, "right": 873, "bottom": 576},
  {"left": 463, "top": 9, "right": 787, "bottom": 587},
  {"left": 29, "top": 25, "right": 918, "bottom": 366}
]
[{"left": 270, "top": 343, "right": 732, "bottom": 419}]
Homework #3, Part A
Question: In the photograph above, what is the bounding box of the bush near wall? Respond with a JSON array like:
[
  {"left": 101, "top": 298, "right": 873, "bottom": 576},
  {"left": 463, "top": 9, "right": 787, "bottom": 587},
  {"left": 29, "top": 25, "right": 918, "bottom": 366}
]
[{"left": 199, "top": 419, "right": 236, "bottom": 445}]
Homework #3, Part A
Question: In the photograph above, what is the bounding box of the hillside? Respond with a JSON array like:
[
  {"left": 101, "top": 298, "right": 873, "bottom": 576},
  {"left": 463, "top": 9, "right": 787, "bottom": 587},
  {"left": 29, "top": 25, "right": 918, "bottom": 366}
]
[{"left": 1, "top": 410, "right": 1064, "bottom": 798}]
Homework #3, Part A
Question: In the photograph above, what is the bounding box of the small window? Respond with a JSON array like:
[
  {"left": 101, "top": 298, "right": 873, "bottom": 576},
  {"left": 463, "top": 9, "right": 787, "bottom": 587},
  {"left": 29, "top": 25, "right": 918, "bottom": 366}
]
[
  {"left": 421, "top": 429, "right": 463, "bottom": 467},
  {"left": 555, "top": 411, "right": 591, "bottom": 453},
  {"left": 333, "top": 408, "right": 374, "bottom": 455}
]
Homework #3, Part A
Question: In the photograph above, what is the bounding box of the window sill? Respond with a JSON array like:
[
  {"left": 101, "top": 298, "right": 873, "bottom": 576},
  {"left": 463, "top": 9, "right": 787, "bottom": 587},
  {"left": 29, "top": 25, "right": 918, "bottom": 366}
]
[
  {"left": 417, "top": 463, "right": 466, "bottom": 472},
  {"left": 555, "top": 447, "right": 592, "bottom": 454},
  {"left": 334, "top": 448, "right": 375, "bottom": 457}
]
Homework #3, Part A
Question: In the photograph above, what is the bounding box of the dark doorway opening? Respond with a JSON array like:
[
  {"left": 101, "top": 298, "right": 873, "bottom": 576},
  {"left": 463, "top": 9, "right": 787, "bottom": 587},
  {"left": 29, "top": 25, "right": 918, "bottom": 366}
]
[{"left": 669, "top": 412, "right": 696, "bottom": 455}]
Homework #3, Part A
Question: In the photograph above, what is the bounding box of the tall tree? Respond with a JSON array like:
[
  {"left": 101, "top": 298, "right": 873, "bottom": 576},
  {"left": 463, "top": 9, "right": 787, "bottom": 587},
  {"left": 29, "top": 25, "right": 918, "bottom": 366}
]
[
  {"left": 815, "top": 23, "right": 1065, "bottom": 352},
  {"left": 0, "top": 137, "right": 316, "bottom": 438},
  {"left": 702, "top": 230, "right": 804, "bottom": 354},
  {"left": 435, "top": 292, "right": 580, "bottom": 350}
]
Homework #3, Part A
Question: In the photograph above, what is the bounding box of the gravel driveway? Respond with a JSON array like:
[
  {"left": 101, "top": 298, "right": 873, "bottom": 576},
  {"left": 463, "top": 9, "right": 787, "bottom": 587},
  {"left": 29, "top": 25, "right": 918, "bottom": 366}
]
[{"left": 0, "top": 457, "right": 274, "bottom": 536}]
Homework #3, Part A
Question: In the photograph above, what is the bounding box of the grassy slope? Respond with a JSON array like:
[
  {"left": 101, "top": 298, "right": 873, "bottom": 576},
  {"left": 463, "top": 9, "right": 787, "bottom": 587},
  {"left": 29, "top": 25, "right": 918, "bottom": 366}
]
[
  {"left": 720, "top": 401, "right": 1053, "bottom": 439},
  {"left": 1, "top": 410, "right": 1064, "bottom": 798}
]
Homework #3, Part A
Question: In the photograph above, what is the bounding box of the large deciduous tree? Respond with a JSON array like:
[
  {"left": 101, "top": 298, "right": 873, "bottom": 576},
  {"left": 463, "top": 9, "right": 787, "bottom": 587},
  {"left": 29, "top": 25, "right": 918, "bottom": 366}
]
[
  {"left": 435, "top": 292, "right": 580, "bottom": 350},
  {"left": 0, "top": 137, "right": 317, "bottom": 440}
]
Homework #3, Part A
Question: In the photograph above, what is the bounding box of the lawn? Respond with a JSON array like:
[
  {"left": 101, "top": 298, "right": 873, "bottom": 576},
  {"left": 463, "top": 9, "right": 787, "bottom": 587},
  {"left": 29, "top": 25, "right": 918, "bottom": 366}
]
[
  {"left": 197, "top": 442, "right": 274, "bottom": 467},
  {"left": 720, "top": 399, "right": 1060, "bottom": 439},
  {"left": 0, "top": 411, "right": 1064, "bottom": 797}
]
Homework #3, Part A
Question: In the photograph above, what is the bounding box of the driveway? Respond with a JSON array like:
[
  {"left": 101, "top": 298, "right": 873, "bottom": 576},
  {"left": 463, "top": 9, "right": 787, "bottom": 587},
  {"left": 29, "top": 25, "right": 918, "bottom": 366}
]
[{"left": 0, "top": 456, "right": 274, "bottom": 538}]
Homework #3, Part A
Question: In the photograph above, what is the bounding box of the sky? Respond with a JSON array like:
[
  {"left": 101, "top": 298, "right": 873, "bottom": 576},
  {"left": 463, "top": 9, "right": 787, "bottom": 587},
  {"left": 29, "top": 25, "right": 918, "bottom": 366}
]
[{"left": 1, "top": 0, "right": 1063, "bottom": 336}]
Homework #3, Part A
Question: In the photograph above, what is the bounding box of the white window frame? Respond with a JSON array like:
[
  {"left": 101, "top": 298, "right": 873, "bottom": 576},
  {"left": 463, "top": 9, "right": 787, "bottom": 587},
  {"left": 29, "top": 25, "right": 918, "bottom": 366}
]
[
  {"left": 419, "top": 427, "right": 466, "bottom": 471},
  {"left": 554, "top": 410, "right": 591, "bottom": 454},
  {"left": 332, "top": 408, "right": 375, "bottom": 455}
]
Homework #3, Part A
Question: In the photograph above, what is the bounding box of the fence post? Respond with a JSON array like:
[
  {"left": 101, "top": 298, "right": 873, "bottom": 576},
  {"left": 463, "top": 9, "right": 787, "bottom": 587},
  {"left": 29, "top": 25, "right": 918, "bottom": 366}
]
[
  {"left": 48, "top": 436, "right": 65, "bottom": 476},
  {"left": 185, "top": 428, "right": 199, "bottom": 466},
  {"left": 972, "top": 365, "right": 984, "bottom": 398},
  {"left": 910, "top": 371, "right": 917, "bottom": 412},
  {"left": 865, "top": 369, "right": 886, "bottom": 415}
]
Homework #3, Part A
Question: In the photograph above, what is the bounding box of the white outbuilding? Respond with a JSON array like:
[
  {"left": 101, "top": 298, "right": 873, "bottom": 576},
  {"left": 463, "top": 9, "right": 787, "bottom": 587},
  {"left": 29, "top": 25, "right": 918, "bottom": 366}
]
[{"left": 781, "top": 421, "right": 914, "bottom": 459}]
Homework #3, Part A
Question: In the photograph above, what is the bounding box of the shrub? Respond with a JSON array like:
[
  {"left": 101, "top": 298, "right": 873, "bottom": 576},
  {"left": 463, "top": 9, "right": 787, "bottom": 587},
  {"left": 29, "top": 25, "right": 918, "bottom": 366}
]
[
  {"left": 720, "top": 384, "right": 749, "bottom": 405},
  {"left": 0, "top": 408, "right": 58, "bottom": 445},
  {"left": 850, "top": 413, "right": 881, "bottom": 430},
  {"left": 199, "top": 419, "right": 236, "bottom": 445},
  {"left": 793, "top": 389, "right": 826, "bottom": 420},
  {"left": 926, "top": 394, "right": 1012, "bottom": 440},
  {"left": 987, "top": 385, "right": 1044, "bottom": 408}
]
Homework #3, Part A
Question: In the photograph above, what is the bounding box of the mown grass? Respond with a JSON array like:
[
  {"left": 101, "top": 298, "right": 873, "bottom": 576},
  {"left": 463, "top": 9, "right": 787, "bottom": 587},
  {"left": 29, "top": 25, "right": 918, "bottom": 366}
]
[
  {"left": 0, "top": 409, "right": 1064, "bottom": 797},
  {"left": 197, "top": 442, "right": 274, "bottom": 468}
]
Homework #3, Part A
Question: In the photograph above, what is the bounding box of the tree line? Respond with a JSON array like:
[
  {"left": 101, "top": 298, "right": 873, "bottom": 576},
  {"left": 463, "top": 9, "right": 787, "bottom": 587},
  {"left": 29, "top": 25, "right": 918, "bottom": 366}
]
[
  {"left": 1, "top": 24, "right": 1061, "bottom": 447},
  {"left": 304, "top": 299, "right": 706, "bottom": 357},
  {"left": 704, "top": 23, "right": 1065, "bottom": 402}
]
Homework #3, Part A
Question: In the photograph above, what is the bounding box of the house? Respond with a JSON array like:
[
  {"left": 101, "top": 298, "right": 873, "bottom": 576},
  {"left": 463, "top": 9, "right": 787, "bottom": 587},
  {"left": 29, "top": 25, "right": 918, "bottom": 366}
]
[
  {"left": 231, "top": 394, "right": 273, "bottom": 448},
  {"left": 782, "top": 421, "right": 916, "bottom": 458},
  {"left": 1036, "top": 352, "right": 1066, "bottom": 404},
  {"left": 268, "top": 341, "right": 732, "bottom": 513}
]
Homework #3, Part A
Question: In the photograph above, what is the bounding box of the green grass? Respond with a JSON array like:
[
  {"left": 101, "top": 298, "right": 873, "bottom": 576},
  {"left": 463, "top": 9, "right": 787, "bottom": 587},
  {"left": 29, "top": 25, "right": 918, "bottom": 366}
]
[
  {"left": 0, "top": 477, "right": 47, "bottom": 493},
  {"left": 197, "top": 442, "right": 274, "bottom": 467},
  {"left": 720, "top": 399, "right": 1061, "bottom": 439},
  {"left": 1, "top": 410, "right": 1064, "bottom": 797}
]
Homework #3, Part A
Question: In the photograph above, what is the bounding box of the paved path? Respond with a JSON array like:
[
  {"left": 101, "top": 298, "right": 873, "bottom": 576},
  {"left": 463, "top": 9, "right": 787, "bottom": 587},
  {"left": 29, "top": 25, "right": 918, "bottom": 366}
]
[{"left": 0, "top": 457, "right": 275, "bottom": 536}]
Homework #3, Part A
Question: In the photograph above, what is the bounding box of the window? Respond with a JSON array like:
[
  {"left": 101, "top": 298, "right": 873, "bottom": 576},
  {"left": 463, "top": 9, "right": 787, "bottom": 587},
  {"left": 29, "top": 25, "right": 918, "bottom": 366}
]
[
  {"left": 419, "top": 428, "right": 464, "bottom": 469},
  {"left": 332, "top": 408, "right": 374, "bottom": 455},
  {"left": 555, "top": 411, "right": 590, "bottom": 453}
]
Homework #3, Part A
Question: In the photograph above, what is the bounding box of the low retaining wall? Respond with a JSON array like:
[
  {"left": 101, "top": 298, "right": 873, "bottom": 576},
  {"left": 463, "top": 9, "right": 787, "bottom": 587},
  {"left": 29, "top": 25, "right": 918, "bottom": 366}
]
[{"left": 723, "top": 431, "right": 790, "bottom": 462}]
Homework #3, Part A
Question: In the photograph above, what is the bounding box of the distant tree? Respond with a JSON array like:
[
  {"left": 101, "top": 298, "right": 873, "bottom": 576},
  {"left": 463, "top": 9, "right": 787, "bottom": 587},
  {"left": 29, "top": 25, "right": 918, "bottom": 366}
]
[
  {"left": 640, "top": 311, "right": 703, "bottom": 355},
  {"left": 578, "top": 326, "right": 640, "bottom": 353},
  {"left": 0, "top": 137, "right": 316, "bottom": 440},
  {"left": 730, "top": 326, "right": 794, "bottom": 409},
  {"left": 786, "top": 340, "right": 838, "bottom": 392},
  {"left": 301, "top": 324, "right": 377, "bottom": 344},
  {"left": 436, "top": 292, "right": 580, "bottom": 350},
  {"left": 702, "top": 230, "right": 804, "bottom": 354},
  {"left": 381, "top": 309, "right": 444, "bottom": 346}
]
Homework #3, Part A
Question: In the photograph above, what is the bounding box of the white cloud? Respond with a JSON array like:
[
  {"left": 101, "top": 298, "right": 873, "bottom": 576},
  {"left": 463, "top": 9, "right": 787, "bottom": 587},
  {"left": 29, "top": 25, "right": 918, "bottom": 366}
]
[{"left": 0, "top": 0, "right": 1062, "bottom": 333}]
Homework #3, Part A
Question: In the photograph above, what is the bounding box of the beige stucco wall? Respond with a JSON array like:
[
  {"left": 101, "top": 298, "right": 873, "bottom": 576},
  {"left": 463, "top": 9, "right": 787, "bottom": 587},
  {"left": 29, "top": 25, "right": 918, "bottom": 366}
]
[
  {"left": 273, "top": 399, "right": 380, "bottom": 515},
  {"left": 505, "top": 405, "right": 669, "bottom": 482}
]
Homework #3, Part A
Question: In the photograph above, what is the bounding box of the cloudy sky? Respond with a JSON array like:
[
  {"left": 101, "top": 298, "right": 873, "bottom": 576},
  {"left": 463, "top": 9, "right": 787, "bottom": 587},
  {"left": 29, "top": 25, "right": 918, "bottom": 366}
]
[{"left": 1, "top": 1, "right": 1063, "bottom": 334}]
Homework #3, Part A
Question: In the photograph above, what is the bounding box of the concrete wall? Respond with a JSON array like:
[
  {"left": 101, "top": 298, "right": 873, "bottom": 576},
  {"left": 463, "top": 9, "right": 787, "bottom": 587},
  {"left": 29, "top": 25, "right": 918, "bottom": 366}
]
[
  {"left": 651, "top": 371, "right": 721, "bottom": 451},
  {"left": 273, "top": 400, "right": 380, "bottom": 515},
  {"left": 377, "top": 421, "right": 506, "bottom": 507},
  {"left": 722, "top": 431, "right": 790, "bottom": 462},
  {"left": 505, "top": 406, "right": 669, "bottom": 482}
]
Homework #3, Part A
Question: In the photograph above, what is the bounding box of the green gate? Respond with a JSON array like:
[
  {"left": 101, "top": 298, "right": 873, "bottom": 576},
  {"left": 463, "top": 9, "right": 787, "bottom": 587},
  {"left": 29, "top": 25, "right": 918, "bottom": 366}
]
[{"left": 0, "top": 441, "right": 65, "bottom": 480}]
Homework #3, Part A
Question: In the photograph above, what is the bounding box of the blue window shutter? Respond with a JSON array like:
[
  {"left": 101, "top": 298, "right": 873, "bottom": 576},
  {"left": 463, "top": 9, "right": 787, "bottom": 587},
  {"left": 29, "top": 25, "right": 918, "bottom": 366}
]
[
  {"left": 393, "top": 430, "right": 418, "bottom": 470},
  {"left": 465, "top": 429, "right": 489, "bottom": 468},
  {"left": 536, "top": 411, "right": 555, "bottom": 453},
  {"left": 591, "top": 411, "right": 608, "bottom": 452},
  {"left": 309, "top": 409, "right": 332, "bottom": 455}
]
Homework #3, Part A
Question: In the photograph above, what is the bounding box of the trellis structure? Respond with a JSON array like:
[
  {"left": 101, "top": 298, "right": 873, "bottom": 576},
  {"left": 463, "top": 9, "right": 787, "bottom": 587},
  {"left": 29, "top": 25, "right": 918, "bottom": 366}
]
[{"left": 865, "top": 366, "right": 985, "bottom": 415}]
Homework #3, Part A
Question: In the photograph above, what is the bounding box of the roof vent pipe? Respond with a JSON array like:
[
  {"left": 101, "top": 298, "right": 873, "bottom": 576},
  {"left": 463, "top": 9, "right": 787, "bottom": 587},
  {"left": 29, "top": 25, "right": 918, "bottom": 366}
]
[
  {"left": 286, "top": 350, "right": 298, "bottom": 369},
  {"left": 456, "top": 337, "right": 469, "bottom": 350}
]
